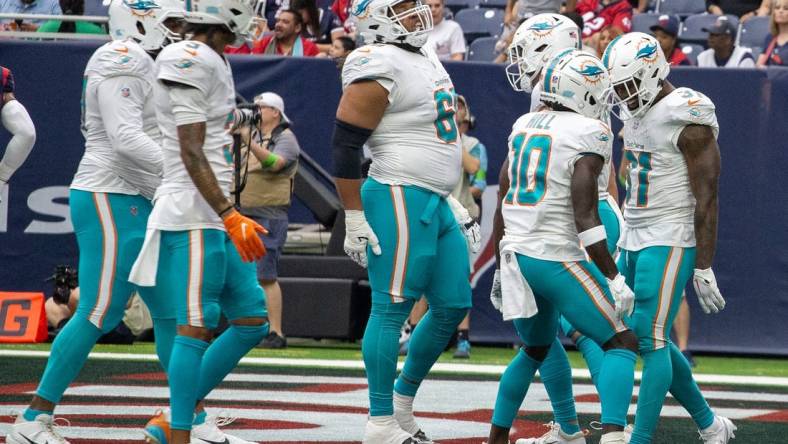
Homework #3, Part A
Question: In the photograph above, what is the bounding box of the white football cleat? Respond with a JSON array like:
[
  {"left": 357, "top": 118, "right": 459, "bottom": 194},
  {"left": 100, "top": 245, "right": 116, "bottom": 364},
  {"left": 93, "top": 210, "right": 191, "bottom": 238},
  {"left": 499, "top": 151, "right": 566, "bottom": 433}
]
[
  {"left": 192, "top": 414, "right": 256, "bottom": 444},
  {"left": 515, "top": 422, "right": 587, "bottom": 444},
  {"left": 699, "top": 416, "right": 737, "bottom": 444},
  {"left": 6, "top": 412, "right": 71, "bottom": 444},
  {"left": 363, "top": 416, "right": 420, "bottom": 444},
  {"left": 599, "top": 431, "right": 626, "bottom": 444}
]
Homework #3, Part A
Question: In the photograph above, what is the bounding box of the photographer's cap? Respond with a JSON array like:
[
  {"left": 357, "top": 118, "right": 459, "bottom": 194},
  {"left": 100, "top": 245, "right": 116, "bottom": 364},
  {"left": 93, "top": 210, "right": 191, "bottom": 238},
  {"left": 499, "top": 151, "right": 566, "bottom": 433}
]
[{"left": 254, "top": 92, "right": 291, "bottom": 124}]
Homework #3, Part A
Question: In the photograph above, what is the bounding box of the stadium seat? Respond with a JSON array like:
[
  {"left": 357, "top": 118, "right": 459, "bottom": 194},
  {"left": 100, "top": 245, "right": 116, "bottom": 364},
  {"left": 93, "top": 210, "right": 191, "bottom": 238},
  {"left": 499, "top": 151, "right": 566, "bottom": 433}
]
[
  {"left": 479, "top": 0, "right": 508, "bottom": 10},
  {"left": 445, "top": 0, "right": 480, "bottom": 15},
  {"left": 467, "top": 36, "right": 498, "bottom": 61},
  {"left": 738, "top": 16, "right": 770, "bottom": 53},
  {"left": 656, "top": 0, "right": 705, "bottom": 17},
  {"left": 680, "top": 13, "right": 739, "bottom": 44},
  {"left": 454, "top": 8, "right": 505, "bottom": 43},
  {"left": 680, "top": 43, "right": 704, "bottom": 64},
  {"left": 84, "top": 0, "right": 109, "bottom": 16},
  {"left": 632, "top": 12, "right": 679, "bottom": 34}
]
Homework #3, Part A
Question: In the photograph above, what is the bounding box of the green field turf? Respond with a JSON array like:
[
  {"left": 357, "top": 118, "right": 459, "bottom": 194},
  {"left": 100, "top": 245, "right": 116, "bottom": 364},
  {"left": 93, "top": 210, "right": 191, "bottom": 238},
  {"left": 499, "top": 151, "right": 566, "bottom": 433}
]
[{"left": 2, "top": 341, "right": 787, "bottom": 377}]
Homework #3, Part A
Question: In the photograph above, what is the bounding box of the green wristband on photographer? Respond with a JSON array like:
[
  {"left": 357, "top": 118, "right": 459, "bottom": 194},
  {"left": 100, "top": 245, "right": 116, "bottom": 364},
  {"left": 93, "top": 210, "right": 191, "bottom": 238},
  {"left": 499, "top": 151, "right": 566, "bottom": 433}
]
[{"left": 263, "top": 151, "right": 281, "bottom": 168}]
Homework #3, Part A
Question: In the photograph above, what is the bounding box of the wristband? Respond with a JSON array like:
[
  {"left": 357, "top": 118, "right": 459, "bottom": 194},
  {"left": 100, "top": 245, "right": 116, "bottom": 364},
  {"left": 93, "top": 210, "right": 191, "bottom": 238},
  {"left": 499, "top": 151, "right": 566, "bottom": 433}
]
[
  {"left": 219, "top": 204, "right": 235, "bottom": 218},
  {"left": 262, "top": 151, "right": 281, "bottom": 168},
  {"left": 578, "top": 225, "right": 607, "bottom": 247}
]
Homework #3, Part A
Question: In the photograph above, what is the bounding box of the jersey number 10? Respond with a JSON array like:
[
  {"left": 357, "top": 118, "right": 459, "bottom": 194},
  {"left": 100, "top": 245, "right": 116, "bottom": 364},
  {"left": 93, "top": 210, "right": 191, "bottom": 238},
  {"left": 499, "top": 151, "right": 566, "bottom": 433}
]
[{"left": 505, "top": 133, "right": 551, "bottom": 205}]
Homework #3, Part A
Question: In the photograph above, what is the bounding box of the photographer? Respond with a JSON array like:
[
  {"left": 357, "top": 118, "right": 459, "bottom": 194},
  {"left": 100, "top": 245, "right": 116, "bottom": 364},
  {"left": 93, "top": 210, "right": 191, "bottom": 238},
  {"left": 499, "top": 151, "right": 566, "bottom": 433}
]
[{"left": 239, "top": 92, "right": 300, "bottom": 349}]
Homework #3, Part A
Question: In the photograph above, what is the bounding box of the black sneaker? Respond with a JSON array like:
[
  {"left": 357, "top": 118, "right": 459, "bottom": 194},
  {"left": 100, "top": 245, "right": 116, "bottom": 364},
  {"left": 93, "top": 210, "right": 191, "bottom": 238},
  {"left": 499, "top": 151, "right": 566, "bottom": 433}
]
[{"left": 258, "top": 332, "right": 287, "bottom": 349}]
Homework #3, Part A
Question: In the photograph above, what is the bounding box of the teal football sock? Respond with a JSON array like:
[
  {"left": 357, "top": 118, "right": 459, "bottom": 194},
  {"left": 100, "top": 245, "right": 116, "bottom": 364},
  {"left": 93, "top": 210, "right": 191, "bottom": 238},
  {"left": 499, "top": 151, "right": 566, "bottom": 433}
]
[
  {"left": 540, "top": 337, "right": 580, "bottom": 434},
  {"left": 196, "top": 323, "right": 269, "bottom": 401},
  {"left": 576, "top": 335, "right": 605, "bottom": 388},
  {"left": 668, "top": 343, "right": 714, "bottom": 429},
  {"left": 152, "top": 317, "right": 176, "bottom": 372},
  {"left": 169, "top": 335, "right": 209, "bottom": 431},
  {"left": 193, "top": 410, "right": 207, "bottom": 426},
  {"left": 363, "top": 301, "right": 413, "bottom": 416},
  {"left": 395, "top": 307, "right": 467, "bottom": 397},
  {"left": 597, "top": 348, "right": 637, "bottom": 427},
  {"left": 22, "top": 408, "right": 53, "bottom": 422},
  {"left": 630, "top": 347, "right": 672, "bottom": 443},
  {"left": 36, "top": 315, "right": 103, "bottom": 404},
  {"left": 491, "top": 348, "right": 541, "bottom": 428}
]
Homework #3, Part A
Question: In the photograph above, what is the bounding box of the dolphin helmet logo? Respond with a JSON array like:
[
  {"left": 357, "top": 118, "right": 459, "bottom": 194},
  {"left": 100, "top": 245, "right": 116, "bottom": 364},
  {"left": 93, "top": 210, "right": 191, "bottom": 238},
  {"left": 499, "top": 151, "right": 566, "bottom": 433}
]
[
  {"left": 635, "top": 41, "right": 658, "bottom": 63},
  {"left": 571, "top": 60, "right": 605, "bottom": 85},
  {"left": 352, "top": 0, "right": 373, "bottom": 17},
  {"left": 123, "top": 0, "right": 160, "bottom": 16},
  {"left": 528, "top": 20, "right": 558, "bottom": 35}
]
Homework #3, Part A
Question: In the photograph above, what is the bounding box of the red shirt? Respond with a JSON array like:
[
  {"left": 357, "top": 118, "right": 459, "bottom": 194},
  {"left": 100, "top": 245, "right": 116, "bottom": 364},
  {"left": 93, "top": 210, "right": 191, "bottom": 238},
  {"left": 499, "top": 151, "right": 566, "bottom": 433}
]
[
  {"left": 251, "top": 35, "right": 320, "bottom": 56},
  {"left": 668, "top": 47, "right": 692, "bottom": 66},
  {"left": 1, "top": 66, "right": 14, "bottom": 108},
  {"left": 576, "top": 0, "right": 632, "bottom": 38},
  {"left": 225, "top": 43, "right": 252, "bottom": 54}
]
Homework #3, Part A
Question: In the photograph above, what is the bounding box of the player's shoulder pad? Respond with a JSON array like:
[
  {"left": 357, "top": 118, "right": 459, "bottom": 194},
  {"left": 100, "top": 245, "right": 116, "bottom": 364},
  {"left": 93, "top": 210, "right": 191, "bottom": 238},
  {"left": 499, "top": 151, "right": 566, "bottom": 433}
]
[
  {"left": 575, "top": 115, "right": 612, "bottom": 161},
  {"left": 663, "top": 87, "right": 718, "bottom": 132},
  {"left": 92, "top": 40, "right": 153, "bottom": 79},
  {"left": 156, "top": 40, "right": 215, "bottom": 93},
  {"left": 341, "top": 44, "right": 397, "bottom": 89}
]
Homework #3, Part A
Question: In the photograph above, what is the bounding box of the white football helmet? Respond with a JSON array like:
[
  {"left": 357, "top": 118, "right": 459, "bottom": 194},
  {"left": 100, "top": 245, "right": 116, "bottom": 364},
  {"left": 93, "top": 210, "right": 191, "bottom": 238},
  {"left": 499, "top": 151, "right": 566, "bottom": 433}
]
[
  {"left": 351, "top": 0, "right": 433, "bottom": 48},
  {"left": 107, "top": 0, "right": 184, "bottom": 51},
  {"left": 505, "top": 13, "right": 581, "bottom": 93},
  {"left": 602, "top": 32, "right": 670, "bottom": 119},
  {"left": 184, "top": 0, "right": 262, "bottom": 44},
  {"left": 539, "top": 49, "right": 612, "bottom": 121}
]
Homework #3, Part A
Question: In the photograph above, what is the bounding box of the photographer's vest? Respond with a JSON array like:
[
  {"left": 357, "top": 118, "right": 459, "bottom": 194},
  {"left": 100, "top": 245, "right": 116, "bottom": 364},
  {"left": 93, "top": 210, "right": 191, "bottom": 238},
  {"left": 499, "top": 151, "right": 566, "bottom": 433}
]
[{"left": 241, "top": 127, "right": 298, "bottom": 209}]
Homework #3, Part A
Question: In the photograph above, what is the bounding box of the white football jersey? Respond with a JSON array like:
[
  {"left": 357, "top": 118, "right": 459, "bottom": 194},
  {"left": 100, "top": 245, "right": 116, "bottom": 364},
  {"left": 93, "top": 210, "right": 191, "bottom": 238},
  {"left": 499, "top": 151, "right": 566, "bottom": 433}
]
[
  {"left": 342, "top": 44, "right": 461, "bottom": 196},
  {"left": 502, "top": 111, "right": 612, "bottom": 262},
  {"left": 619, "top": 87, "right": 719, "bottom": 251},
  {"left": 149, "top": 40, "right": 237, "bottom": 231},
  {"left": 72, "top": 39, "right": 161, "bottom": 196},
  {"left": 531, "top": 82, "right": 612, "bottom": 200}
]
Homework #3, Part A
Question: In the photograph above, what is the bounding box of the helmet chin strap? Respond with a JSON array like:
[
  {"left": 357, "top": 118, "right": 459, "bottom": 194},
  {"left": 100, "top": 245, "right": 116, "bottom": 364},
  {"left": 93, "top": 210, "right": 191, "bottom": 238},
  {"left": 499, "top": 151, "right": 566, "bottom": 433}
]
[{"left": 392, "top": 41, "right": 422, "bottom": 53}]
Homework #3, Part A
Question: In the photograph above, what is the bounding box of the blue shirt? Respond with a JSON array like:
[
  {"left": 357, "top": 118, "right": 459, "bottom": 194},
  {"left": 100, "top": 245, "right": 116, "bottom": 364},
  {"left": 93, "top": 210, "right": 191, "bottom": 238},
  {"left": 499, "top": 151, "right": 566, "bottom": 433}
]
[
  {"left": 0, "top": 0, "right": 62, "bottom": 25},
  {"left": 762, "top": 34, "right": 787, "bottom": 66},
  {"left": 469, "top": 140, "right": 488, "bottom": 191}
]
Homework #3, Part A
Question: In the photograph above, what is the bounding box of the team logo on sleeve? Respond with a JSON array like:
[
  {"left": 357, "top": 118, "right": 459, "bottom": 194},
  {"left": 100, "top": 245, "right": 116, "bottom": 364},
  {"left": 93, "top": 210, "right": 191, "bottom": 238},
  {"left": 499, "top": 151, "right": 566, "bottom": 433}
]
[
  {"left": 174, "top": 59, "right": 194, "bottom": 69},
  {"left": 595, "top": 131, "right": 610, "bottom": 142}
]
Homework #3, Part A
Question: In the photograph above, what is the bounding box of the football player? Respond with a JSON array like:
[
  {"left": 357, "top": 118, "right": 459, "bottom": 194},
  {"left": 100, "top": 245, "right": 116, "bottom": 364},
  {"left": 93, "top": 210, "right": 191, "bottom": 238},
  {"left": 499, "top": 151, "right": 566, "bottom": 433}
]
[
  {"left": 4, "top": 2, "right": 182, "bottom": 443},
  {"left": 490, "top": 14, "right": 620, "bottom": 444},
  {"left": 488, "top": 49, "right": 638, "bottom": 444},
  {"left": 603, "top": 32, "right": 735, "bottom": 444},
  {"left": 0, "top": 64, "right": 36, "bottom": 202},
  {"left": 332, "top": 0, "right": 480, "bottom": 442},
  {"left": 127, "top": 1, "right": 270, "bottom": 444}
]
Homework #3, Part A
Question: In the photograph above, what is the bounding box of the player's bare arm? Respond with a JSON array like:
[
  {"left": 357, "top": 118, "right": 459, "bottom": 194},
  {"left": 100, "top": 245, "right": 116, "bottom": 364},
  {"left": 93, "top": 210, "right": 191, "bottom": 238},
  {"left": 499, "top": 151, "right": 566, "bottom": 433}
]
[
  {"left": 176, "top": 120, "right": 233, "bottom": 214},
  {"left": 571, "top": 154, "right": 617, "bottom": 279},
  {"left": 493, "top": 157, "right": 509, "bottom": 268},
  {"left": 333, "top": 79, "right": 388, "bottom": 210},
  {"left": 679, "top": 123, "right": 720, "bottom": 270}
]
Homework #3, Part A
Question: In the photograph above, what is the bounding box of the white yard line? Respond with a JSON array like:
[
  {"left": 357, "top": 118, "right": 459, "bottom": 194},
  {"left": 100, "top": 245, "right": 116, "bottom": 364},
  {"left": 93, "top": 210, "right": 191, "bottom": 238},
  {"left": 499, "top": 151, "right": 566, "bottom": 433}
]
[{"left": 1, "top": 349, "right": 787, "bottom": 387}]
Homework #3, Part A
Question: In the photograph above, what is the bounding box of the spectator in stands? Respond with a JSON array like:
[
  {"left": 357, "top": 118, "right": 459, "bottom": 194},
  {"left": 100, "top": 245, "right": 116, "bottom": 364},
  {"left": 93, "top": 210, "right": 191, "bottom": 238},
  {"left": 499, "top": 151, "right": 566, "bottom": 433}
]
[
  {"left": 651, "top": 14, "right": 692, "bottom": 65},
  {"left": 292, "top": 0, "right": 344, "bottom": 54},
  {"left": 576, "top": 0, "right": 633, "bottom": 50},
  {"left": 758, "top": 0, "right": 788, "bottom": 65},
  {"left": 0, "top": 0, "right": 61, "bottom": 30},
  {"left": 708, "top": 0, "right": 763, "bottom": 18},
  {"left": 426, "top": 0, "right": 466, "bottom": 61},
  {"left": 239, "top": 92, "right": 301, "bottom": 349},
  {"left": 741, "top": 0, "right": 772, "bottom": 22},
  {"left": 596, "top": 24, "right": 624, "bottom": 57},
  {"left": 698, "top": 16, "right": 755, "bottom": 67},
  {"left": 37, "top": 0, "right": 105, "bottom": 34},
  {"left": 326, "top": 35, "right": 355, "bottom": 68},
  {"left": 252, "top": 9, "right": 320, "bottom": 56}
]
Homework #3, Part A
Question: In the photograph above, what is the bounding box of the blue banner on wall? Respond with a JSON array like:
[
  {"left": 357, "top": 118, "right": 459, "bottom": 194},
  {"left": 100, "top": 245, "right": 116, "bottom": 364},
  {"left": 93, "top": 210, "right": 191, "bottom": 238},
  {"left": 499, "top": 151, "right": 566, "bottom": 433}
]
[{"left": 1, "top": 40, "right": 786, "bottom": 354}]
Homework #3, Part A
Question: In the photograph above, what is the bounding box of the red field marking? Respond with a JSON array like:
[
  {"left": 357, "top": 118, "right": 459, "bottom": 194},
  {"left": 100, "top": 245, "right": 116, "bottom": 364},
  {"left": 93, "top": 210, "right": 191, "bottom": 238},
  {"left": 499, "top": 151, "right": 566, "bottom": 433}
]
[
  {"left": 747, "top": 410, "right": 788, "bottom": 423},
  {"left": 296, "top": 383, "right": 368, "bottom": 393},
  {"left": 112, "top": 372, "right": 166, "bottom": 382}
]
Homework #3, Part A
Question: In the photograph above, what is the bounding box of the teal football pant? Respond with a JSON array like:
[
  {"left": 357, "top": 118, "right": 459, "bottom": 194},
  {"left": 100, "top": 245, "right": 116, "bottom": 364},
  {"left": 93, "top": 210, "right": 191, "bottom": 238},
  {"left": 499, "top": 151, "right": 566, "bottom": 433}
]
[
  {"left": 34, "top": 190, "right": 176, "bottom": 406},
  {"left": 361, "top": 178, "right": 471, "bottom": 416}
]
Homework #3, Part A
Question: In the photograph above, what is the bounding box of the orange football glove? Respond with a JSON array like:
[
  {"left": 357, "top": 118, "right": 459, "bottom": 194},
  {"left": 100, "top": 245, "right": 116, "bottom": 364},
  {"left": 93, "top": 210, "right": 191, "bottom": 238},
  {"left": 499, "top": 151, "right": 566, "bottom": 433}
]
[{"left": 222, "top": 209, "right": 268, "bottom": 262}]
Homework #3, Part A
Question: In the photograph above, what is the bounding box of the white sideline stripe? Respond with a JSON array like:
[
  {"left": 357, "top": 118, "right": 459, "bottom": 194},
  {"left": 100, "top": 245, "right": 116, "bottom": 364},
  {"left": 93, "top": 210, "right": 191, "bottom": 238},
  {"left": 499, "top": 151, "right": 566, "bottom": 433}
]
[{"left": 1, "top": 349, "right": 787, "bottom": 387}]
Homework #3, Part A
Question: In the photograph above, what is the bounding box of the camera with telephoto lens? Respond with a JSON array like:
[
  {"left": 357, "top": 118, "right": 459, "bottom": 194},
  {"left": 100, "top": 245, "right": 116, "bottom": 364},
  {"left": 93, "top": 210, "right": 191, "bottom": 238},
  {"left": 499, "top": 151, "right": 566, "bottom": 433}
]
[
  {"left": 45, "top": 265, "right": 78, "bottom": 305},
  {"left": 236, "top": 103, "right": 262, "bottom": 127}
]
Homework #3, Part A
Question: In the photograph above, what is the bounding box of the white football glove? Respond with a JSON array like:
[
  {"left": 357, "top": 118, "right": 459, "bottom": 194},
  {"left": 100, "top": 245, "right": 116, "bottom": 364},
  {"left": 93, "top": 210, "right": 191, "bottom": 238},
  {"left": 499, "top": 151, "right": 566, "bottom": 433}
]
[
  {"left": 343, "top": 210, "right": 381, "bottom": 268},
  {"left": 447, "top": 195, "right": 481, "bottom": 254},
  {"left": 606, "top": 273, "right": 635, "bottom": 321},
  {"left": 693, "top": 268, "right": 726, "bottom": 314},
  {"left": 490, "top": 269, "right": 502, "bottom": 313}
]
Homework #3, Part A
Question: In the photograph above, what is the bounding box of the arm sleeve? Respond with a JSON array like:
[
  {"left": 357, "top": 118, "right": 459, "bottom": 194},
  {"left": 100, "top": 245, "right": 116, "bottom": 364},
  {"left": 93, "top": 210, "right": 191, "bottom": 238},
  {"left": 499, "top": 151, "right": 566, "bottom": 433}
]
[
  {"left": 668, "top": 90, "right": 719, "bottom": 147},
  {"left": 97, "top": 76, "right": 163, "bottom": 198},
  {"left": 341, "top": 47, "right": 396, "bottom": 97},
  {"left": 0, "top": 99, "right": 35, "bottom": 183},
  {"left": 272, "top": 130, "right": 301, "bottom": 163},
  {"left": 570, "top": 121, "right": 612, "bottom": 170},
  {"left": 157, "top": 46, "right": 212, "bottom": 95}
]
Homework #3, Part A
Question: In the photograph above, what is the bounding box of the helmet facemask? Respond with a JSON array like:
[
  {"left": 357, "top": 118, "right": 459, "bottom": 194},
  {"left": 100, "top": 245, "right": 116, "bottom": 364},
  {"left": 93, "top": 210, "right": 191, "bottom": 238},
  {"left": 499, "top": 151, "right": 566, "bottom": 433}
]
[
  {"left": 383, "top": 0, "right": 433, "bottom": 47},
  {"left": 609, "top": 69, "right": 661, "bottom": 120},
  {"left": 505, "top": 41, "right": 547, "bottom": 93}
]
